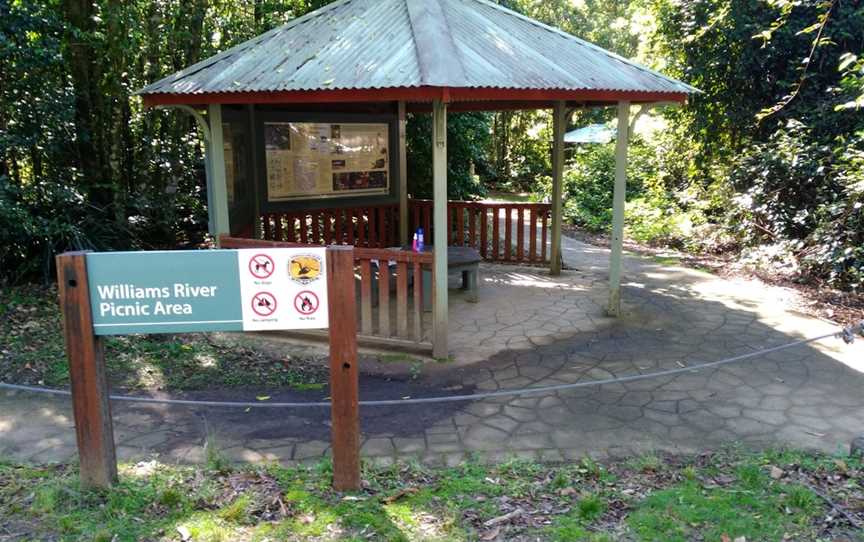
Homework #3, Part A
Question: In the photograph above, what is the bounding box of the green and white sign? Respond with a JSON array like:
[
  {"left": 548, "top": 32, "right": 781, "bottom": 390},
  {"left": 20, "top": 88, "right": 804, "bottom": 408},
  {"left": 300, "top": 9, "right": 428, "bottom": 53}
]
[{"left": 86, "top": 248, "right": 328, "bottom": 335}]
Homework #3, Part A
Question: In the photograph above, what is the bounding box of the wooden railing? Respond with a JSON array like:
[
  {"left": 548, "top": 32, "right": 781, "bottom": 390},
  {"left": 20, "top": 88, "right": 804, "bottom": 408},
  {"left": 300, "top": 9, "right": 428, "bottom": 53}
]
[
  {"left": 261, "top": 203, "right": 400, "bottom": 248},
  {"left": 258, "top": 199, "right": 552, "bottom": 265},
  {"left": 354, "top": 247, "right": 432, "bottom": 346},
  {"left": 408, "top": 199, "right": 552, "bottom": 264},
  {"left": 220, "top": 236, "right": 433, "bottom": 350}
]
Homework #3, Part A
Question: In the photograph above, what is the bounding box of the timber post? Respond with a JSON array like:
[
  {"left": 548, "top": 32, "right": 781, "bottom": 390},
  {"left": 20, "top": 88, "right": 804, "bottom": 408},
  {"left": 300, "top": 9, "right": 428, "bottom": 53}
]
[
  {"left": 325, "top": 245, "right": 361, "bottom": 490},
  {"left": 398, "top": 100, "right": 410, "bottom": 246},
  {"left": 550, "top": 101, "right": 566, "bottom": 276},
  {"left": 56, "top": 252, "right": 118, "bottom": 489},
  {"left": 608, "top": 101, "right": 631, "bottom": 316},
  {"left": 207, "top": 104, "right": 231, "bottom": 242},
  {"left": 432, "top": 99, "right": 449, "bottom": 359}
]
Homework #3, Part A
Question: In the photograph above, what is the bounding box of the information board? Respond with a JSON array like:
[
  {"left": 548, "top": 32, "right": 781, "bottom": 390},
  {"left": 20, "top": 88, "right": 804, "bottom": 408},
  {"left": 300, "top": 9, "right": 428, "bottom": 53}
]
[
  {"left": 265, "top": 122, "right": 389, "bottom": 201},
  {"left": 86, "top": 248, "right": 328, "bottom": 335}
]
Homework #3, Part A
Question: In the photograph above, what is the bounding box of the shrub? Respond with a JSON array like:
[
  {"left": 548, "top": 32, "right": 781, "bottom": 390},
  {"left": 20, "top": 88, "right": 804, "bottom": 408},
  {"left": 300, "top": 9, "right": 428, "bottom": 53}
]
[
  {"left": 798, "top": 140, "right": 864, "bottom": 290},
  {"left": 407, "top": 112, "right": 491, "bottom": 200},
  {"left": 0, "top": 176, "right": 128, "bottom": 284},
  {"left": 536, "top": 144, "right": 616, "bottom": 232},
  {"left": 727, "top": 122, "right": 864, "bottom": 290},
  {"left": 625, "top": 196, "right": 690, "bottom": 247}
]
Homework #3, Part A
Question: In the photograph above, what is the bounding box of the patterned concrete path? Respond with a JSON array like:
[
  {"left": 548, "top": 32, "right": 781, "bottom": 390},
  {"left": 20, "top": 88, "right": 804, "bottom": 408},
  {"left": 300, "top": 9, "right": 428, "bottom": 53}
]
[{"left": 2, "top": 234, "right": 863, "bottom": 467}]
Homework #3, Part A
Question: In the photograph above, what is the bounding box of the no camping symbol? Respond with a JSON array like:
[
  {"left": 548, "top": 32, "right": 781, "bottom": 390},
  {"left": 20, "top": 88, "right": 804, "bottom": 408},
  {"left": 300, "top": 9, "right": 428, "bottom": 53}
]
[
  {"left": 251, "top": 292, "right": 277, "bottom": 317},
  {"left": 294, "top": 291, "right": 319, "bottom": 316}
]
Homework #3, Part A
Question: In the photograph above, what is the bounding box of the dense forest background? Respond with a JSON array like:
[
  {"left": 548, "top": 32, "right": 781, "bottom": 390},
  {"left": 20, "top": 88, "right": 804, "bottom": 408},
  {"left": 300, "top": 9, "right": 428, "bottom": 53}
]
[{"left": 1, "top": 0, "right": 862, "bottom": 291}]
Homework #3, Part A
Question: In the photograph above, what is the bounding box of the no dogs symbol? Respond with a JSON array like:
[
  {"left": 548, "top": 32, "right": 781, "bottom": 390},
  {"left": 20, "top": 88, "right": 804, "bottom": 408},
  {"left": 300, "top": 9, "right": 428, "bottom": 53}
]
[
  {"left": 251, "top": 292, "right": 277, "bottom": 317},
  {"left": 248, "top": 254, "right": 274, "bottom": 279},
  {"left": 294, "top": 291, "right": 319, "bottom": 316}
]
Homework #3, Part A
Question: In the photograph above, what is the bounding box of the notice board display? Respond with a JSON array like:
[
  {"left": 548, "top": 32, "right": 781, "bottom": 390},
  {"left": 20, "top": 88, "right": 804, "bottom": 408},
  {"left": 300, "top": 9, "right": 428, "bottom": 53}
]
[
  {"left": 265, "top": 122, "right": 389, "bottom": 201},
  {"left": 86, "top": 248, "right": 328, "bottom": 335}
]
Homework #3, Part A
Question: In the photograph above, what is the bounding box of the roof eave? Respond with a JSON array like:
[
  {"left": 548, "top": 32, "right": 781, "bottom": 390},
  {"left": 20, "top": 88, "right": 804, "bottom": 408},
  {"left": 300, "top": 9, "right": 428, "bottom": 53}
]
[{"left": 140, "top": 86, "right": 693, "bottom": 108}]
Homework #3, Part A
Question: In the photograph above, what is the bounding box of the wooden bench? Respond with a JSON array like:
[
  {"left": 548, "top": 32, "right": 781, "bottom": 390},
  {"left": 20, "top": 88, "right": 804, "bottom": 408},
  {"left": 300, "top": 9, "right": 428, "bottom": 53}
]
[{"left": 371, "top": 246, "right": 481, "bottom": 310}]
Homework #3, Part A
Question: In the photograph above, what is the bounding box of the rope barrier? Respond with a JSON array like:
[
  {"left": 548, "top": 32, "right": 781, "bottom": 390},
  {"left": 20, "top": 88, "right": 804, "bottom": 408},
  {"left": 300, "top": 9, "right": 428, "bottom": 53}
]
[{"left": 1, "top": 323, "right": 861, "bottom": 409}]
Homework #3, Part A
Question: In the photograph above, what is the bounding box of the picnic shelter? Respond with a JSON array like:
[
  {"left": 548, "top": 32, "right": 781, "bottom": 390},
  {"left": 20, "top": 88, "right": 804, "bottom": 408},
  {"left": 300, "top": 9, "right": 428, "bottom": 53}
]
[{"left": 137, "top": 0, "right": 698, "bottom": 358}]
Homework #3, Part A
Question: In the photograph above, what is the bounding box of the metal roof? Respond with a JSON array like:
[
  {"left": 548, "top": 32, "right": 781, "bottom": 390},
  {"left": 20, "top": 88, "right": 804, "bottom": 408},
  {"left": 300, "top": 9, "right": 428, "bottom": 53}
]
[
  {"left": 565, "top": 124, "right": 616, "bottom": 144},
  {"left": 137, "top": 0, "right": 698, "bottom": 102}
]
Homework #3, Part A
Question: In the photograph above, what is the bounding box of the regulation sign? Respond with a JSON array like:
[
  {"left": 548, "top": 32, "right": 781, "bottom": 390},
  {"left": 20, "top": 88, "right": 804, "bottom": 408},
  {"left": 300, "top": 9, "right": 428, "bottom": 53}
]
[{"left": 86, "top": 248, "right": 328, "bottom": 335}]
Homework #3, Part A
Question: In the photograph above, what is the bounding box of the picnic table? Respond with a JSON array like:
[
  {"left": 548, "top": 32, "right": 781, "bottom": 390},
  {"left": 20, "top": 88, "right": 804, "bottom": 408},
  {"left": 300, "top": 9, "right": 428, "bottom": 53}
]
[
  {"left": 410, "top": 245, "right": 481, "bottom": 308},
  {"left": 371, "top": 246, "right": 481, "bottom": 310}
]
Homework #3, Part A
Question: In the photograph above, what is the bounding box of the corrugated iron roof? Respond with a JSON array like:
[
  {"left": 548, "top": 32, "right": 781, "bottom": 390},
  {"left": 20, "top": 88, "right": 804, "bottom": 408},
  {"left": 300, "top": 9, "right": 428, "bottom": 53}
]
[{"left": 137, "top": 0, "right": 698, "bottom": 99}]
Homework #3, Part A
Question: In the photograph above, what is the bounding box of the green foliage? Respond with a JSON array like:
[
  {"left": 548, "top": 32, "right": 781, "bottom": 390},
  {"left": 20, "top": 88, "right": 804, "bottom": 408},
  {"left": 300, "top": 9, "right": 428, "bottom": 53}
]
[
  {"left": 0, "top": 0, "right": 337, "bottom": 284},
  {"left": 798, "top": 138, "right": 864, "bottom": 290},
  {"left": 2, "top": 0, "right": 863, "bottom": 293},
  {"left": 488, "top": 110, "right": 553, "bottom": 191},
  {"left": 407, "top": 111, "right": 491, "bottom": 200},
  {"left": 545, "top": 145, "right": 616, "bottom": 232},
  {"left": 725, "top": 122, "right": 864, "bottom": 289},
  {"left": 627, "top": 0, "right": 864, "bottom": 289},
  {"left": 836, "top": 52, "right": 864, "bottom": 111},
  {"left": 535, "top": 139, "right": 704, "bottom": 247},
  {"left": 728, "top": 120, "right": 838, "bottom": 241},
  {"left": 503, "top": 0, "right": 641, "bottom": 57},
  {"left": 0, "top": 177, "right": 117, "bottom": 283}
]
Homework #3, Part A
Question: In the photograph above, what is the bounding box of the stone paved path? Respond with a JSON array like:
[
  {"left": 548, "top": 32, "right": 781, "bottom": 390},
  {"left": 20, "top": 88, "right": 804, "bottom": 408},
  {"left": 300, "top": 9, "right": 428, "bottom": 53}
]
[{"left": 2, "top": 233, "right": 863, "bottom": 467}]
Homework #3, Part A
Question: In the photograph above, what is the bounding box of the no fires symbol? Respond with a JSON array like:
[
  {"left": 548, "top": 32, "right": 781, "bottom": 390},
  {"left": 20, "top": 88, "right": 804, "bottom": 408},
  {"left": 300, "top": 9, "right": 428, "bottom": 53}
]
[{"left": 294, "top": 291, "right": 319, "bottom": 316}]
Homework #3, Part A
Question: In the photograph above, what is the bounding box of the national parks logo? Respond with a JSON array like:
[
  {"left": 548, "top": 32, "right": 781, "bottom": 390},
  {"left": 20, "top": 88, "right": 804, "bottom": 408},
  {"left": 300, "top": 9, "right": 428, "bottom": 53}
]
[{"left": 289, "top": 254, "right": 322, "bottom": 284}]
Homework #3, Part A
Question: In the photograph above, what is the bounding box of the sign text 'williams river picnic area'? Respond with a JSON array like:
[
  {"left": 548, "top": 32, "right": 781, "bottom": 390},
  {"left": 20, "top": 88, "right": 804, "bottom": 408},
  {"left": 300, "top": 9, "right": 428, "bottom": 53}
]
[{"left": 85, "top": 248, "right": 328, "bottom": 335}]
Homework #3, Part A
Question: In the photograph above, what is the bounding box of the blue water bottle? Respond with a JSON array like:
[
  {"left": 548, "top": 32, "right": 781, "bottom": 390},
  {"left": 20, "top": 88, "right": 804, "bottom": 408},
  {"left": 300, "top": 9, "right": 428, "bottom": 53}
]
[{"left": 416, "top": 228, "right": 425, "bottom": 252}]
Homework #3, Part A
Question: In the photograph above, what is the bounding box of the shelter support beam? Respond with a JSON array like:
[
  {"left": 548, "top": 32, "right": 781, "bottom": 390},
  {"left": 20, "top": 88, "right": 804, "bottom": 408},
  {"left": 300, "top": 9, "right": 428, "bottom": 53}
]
[
  {"left": 432, "top": 100, "right": 448, "bottom": 359},
  {"left": 248, "top": 105, "right": 262, "bottom": 240},
  {"left": 206, "top": 104, "right": 230, "bottom": 243},
  {"left": 549, "top": 101, "right": 566, "bottom": 275},
  {"left": 398, "top": 101, "right": 409, "bottom": 245},
  {"left": 608, "top": 101, "right": 631, "bottom": 316}
]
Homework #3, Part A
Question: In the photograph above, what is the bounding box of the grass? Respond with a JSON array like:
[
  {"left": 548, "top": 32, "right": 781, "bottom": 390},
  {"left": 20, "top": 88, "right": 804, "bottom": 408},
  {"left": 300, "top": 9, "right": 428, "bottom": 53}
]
[
  {"left": 0, "top": 285, "right": 328, "bottom": 392},
  {"left": 1, "top": 448, "right": 861, "bottom": 541},
  {"left": 379, "top": 353, "right": 421, "bottom": 364}
]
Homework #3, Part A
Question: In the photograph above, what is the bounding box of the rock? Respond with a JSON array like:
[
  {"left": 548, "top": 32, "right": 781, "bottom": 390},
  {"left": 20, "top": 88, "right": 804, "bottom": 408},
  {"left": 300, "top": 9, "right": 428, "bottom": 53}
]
[
  {"left": 851, "top": 435, "right": 864, "bottom": 457},
  {"left": 769, "top": 466, "right": 784, "bottom": 480}
]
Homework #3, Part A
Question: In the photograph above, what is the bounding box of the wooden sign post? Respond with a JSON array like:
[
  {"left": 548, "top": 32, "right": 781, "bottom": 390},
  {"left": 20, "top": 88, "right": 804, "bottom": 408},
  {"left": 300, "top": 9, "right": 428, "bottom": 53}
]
[
  {"left": 325, "top": 246, "right": 361, "bottom": 490},
  {"left": 56, "top": 245, "right": 361, "bottom": 491},
  {"left": 56, "top": 252, "right": 118, "bottom": 488}
]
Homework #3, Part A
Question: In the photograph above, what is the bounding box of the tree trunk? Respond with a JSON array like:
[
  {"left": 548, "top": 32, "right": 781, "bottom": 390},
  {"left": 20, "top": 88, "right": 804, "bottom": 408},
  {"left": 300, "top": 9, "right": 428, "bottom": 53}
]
[
  {"left": 30, "top": 146, "right": 42, "bottom": 183},
  {"left": 104, "top": 2, "right": 127, "bottom": 226},
  {"left": 62, "top": 0, "right": 111, "bottom": 210}
]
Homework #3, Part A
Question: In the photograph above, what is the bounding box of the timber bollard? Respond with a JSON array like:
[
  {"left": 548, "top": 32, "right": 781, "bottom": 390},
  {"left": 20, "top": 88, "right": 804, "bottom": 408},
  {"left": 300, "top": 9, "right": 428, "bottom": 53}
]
[
  {"left": 56, "top": 252, "right": 118, "bottom": 489},
  {"left": 325, "top": 246, "right": 361, "bottom": 491}
]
